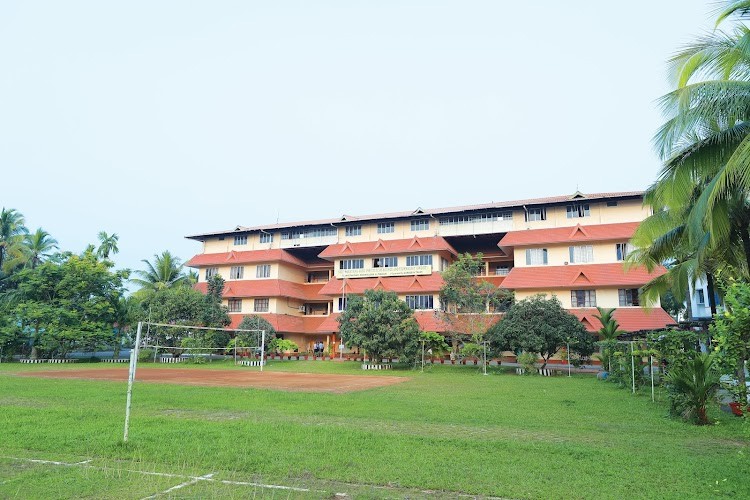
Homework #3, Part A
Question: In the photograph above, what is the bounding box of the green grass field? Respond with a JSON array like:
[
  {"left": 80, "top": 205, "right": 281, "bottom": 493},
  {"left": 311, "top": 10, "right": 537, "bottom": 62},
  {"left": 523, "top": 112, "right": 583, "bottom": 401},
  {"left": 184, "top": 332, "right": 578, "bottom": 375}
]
[{"left": 1, "top": 360, "right": 748, "bottom": 499}]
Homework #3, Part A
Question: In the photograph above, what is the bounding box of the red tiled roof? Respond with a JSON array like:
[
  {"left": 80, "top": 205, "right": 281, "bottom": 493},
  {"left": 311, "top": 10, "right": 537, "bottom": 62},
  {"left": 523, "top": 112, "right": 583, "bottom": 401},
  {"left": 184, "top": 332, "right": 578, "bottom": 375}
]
[
  {"left": 318, "top": 273, "right": 445, "bottom": 295},
  {"left": 498, "top": 222, "right": 640, "bottom": 247},
  {"left": 570, "top": 308, "right": 676, "bottom": 333},
  {"left": 228, "top": 313, "right": 327, "bottom": 333},
  {"left": 317, "top": 314, "right": 341, "bottom": 332},
  {"left": 500, "top": 263, "right": 665, "bottom": 290},
  {"left": 195, "top": 280, "right": 326, "bottom": 302},
  {"left": 186, "top": 249, "right": 308, "bottom": 268},
  {"left": 318, "top": 236, "right": 457, "bottom": 259},
  {"left": 477, "top": 276, "right": 506, "bottom": 287}
]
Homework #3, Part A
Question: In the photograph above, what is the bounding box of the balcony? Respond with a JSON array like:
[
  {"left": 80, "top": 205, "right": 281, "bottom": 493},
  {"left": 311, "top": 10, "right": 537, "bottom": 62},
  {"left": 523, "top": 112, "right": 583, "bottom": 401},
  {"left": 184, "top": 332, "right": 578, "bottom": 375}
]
[{"left": 280, "top": 234, "right": 339, "bottom": 249}]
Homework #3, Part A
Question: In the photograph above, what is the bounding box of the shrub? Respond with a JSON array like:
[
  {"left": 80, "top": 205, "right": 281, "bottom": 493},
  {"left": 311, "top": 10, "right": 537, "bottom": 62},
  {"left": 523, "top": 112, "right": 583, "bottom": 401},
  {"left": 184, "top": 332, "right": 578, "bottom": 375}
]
[
  {"left": 517, "top": 352, "right": 537, "bottom": 374},
  {"left": 138, "top": 348, "right": 154, "bottom": 362},
  {"left": 665, "top": 352, "right": 720, "bottom": 425}
]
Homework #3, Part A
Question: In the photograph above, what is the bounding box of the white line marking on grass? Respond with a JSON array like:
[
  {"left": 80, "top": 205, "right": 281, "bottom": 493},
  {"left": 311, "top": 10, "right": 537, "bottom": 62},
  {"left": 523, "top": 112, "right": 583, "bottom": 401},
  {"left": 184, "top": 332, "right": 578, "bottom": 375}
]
[
  {"left": 140, "top": 473, "right": 214, "bottom": 499},
  {"left": 2, "top": 457, "right": 317, "bottom": 494}
]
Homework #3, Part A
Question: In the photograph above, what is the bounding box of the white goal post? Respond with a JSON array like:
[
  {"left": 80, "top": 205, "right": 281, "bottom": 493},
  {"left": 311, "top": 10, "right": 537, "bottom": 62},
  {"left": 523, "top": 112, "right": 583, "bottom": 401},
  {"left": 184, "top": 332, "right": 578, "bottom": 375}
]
[{"left": 123, "top": 321, "right": 267, "bottom": 442}]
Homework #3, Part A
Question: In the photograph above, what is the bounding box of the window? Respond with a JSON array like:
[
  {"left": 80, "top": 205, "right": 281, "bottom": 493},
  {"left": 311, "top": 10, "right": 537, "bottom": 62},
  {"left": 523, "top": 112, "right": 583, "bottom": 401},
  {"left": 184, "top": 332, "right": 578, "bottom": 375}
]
[
  {"left": 566, "top": 203, "right": 590, "bottom": 219},
  {"left": 234, "top": 235, "right": 248, "bottom": 245},
  {"left": 338, "top": 297, "right": 348, "bottom": 311},
  {"left": 619, "top": 288, "right": 640, "bottom": 306},
  {"left": 406, "top": 295, "right": 434, "bottom": 310},
  {"left": 525, "top": 248, "right": 548, "bottom": 265},
  {"left": 439, "top": 212, "right": 512, "bottom": 225},
  {"left": 256, "top": 264, "right": 271, "bottom": 278},
  {"left": 525, "top": 207, "right": 546, "bottom": 222},
  {"left": 281, "top": 227, "right": 337, "bottom": 240},
  {"left": 228, "top": 299, "right": 242, "bottom": 313},
  {"left": 696, "top": 289, "right": 706, "bottom": 305},
  {"left": 616, "top": 243, "right": 632, "bottom": 261},
  {"left": 606, "top": 201, "right": 618, "bottom": 207},
  {"left": 345, "top": 225, "right": 361, "bottom": 237},
  {"left": 441, "top": 258, "right": 450, "bottom": 271},
  {"left": 205, "top": 267, "right": 218, "bottom": 280},
  {"left": 373, "top": 256, "right": 398, "bottom": 268},
  {"left": 339, "top": 259, "right": 364, "bottom": 270},
  {"left": 569, "top": 245, "right": 594, "bottom": 264},
  {"left": 230, "top": 266, "right": 244, "bottom": 279},
  {"left": 259, "top": 233, "right": 273, "bottom": 243},
  {"left": 571, "top": 290, "right": 596, "bottom": 307},
  {"left": 495, "top": 265, "right": 510, "bottom": 276},
  {"left": 410, "top": 219, "right": 429, "bottom": 231},
  {"left": 406, "top": 255, "right": 433, "bottom": 266},
  {"left": 377, "top": 222, "right": 395, "bottom": 234},
  {"left": 254, "top": 298, "right": 269, "bottom": 312}
]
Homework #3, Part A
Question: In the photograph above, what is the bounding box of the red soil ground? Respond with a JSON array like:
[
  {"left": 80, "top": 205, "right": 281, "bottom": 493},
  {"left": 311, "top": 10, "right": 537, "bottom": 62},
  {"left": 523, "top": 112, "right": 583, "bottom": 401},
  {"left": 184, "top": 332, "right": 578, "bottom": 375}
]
[{"left": 16, "top": 367, "right": 409, "bottom": 393}]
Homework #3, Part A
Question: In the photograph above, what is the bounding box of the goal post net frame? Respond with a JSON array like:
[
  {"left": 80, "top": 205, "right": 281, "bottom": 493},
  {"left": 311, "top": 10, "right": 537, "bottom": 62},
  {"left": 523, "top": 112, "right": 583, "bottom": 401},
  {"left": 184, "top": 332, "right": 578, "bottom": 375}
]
[{"left": 124, "top": 321, "right": 267, "bottom": 442}]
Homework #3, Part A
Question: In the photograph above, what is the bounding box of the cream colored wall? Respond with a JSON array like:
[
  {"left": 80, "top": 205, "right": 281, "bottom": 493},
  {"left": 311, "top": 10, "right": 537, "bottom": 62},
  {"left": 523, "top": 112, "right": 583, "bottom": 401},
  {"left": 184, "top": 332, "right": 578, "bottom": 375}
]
[
  {"left": 513, "top": 241, "right": 630, "bottom": 268},
  {"left": 510, "top": 200, "right": 649, "bottom": 231},
  {"left": 339, "top": 219, "right": 438, "bottom": 243},
  {"left": 277, "top": 264, "right": 306, "bottom": 282},
  {"left": 334, "top": 252, "right": 442, "bottom": 273},
  {"left": 198, "top": 263, "right": 283, "bottom": 283},
  {"left": 221, "top": 297, "right": 280, "bottom": 314},
  {"left": 333, "top": 293, "right": 439, "bottom": 313},
  {"left": 515, "top": 288, "right": 660, "bottom": 309},
  {"left": 202, "top": 233, "right": 279, "bottom": 254}
]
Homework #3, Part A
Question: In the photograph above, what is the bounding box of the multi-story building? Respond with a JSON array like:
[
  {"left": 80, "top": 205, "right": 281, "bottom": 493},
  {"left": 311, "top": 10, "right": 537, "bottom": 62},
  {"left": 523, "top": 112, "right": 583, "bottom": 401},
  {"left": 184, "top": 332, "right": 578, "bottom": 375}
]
[{"left": 186, "top": 191, "right": 675, "bottom": 352}]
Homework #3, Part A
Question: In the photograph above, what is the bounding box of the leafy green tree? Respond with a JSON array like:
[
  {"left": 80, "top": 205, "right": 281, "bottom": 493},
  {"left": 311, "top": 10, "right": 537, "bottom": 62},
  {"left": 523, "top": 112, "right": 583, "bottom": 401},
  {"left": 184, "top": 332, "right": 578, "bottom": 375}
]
[
  {"left": 96, "top": 231, "right": 119, "bottom": 259},
  {"left": 439, "top": 252, "right": 514, "bottom": 353},
  {"left": 0, "top": 207, "right": 28, "bottom": 274},
  {"left": 486, "top": 295, "right": 594, "bottom": 369},
  {"left": 711, "top": 279, "right": 750, "bottom": 405},
  {"left": 200, "top": 275, "right": 231, "bottom": 328},
  {"left": 131, "top": 251, "right": 189, "bottom": 295},
  {"left": 230, "top": 315, "right": 277, "bottom": 352},
  {"left": 665, "top": 352, "right": 721, "bottom": 425},
  {"left": 3, "top": 252, "right": 127, "bottom": 359},
  {"left": 269, "top": 338, "right": 298, "bottom": 354},
  {"left": 23, "top": 228, "right": 58, "bottom": 269},
  {"left": 338, "top": 289, "right": 419, "bottom": 363}
]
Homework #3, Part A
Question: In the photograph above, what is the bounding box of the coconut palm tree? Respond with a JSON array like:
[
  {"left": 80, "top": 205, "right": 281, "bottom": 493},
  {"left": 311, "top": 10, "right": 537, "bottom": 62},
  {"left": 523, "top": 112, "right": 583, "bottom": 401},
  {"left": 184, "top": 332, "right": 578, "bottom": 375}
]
[
  {"left": 96, "top": 231, "right": 119, "bottom": 259},
  {"left": 0, "top": 208, "right": 28, "bottom": 272},
  {"left": 23, "top": 228, "right": 58, "bottom": 269},
  {"left": 651, "top": 7, "right": 750, "bottom": 274},
  {"left": 130, "top": 251, "right": 188, "bottom": 293}
]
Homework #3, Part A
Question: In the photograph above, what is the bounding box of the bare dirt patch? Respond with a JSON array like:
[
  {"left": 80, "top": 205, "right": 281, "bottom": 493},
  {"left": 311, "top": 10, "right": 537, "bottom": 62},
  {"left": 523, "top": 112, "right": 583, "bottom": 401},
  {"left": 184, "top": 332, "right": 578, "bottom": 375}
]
[{"left": 15, "top": 367, "right": 408, "bottom": 393}]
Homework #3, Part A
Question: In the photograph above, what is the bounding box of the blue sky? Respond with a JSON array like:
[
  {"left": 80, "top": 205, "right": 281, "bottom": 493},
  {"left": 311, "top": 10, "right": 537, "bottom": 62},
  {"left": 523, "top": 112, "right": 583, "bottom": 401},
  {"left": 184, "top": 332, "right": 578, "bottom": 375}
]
[{"left": 0, "top": 1, "right": 713, "bottom": 276}]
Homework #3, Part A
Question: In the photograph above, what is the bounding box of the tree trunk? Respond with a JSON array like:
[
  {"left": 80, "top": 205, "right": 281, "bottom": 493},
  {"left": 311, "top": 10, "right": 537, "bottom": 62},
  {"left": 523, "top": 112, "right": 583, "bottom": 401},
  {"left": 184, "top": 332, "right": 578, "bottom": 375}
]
[
  {"left": 740, "top": 225, "right": 750, "bottom": 279},
  {"left": 684, "top": 289, "right": 693, "bottom": 321},
  {"left": 697, "top": 406, "right": 709, "bottom": 425},
  {"left": 706, "top": 273, "right": 718, "bottom": 316}
]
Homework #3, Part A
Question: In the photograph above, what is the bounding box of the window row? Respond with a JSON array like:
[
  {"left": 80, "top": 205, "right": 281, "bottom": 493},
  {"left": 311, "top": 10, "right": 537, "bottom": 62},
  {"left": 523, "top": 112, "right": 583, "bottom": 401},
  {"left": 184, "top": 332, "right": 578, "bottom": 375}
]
[
  {"left": 205, "top": 265, "right": 271, "bottom": 280},
  {"left": 227, "top": 298, "right": 269, "bottom": 313},
  {"left": 568, "top": 288, "right": 641, "bottom": 307},
  {"left": 337, "top": 295, "right": 435, "bottom": 311},
  {"left": 439, "top": 211, "right": 512, "bottom": 226},
  {"left": 524, "top": 243, "right": 634, "bottom": 266},
  {"left": 281, "top": 227, "right": 337, "bottom": 240},
  {"left": 233, "top": 233, "right": 274, "bottom": 245},
  {"left": 339, "top": 255, "right": 435, "bottom": 269}
]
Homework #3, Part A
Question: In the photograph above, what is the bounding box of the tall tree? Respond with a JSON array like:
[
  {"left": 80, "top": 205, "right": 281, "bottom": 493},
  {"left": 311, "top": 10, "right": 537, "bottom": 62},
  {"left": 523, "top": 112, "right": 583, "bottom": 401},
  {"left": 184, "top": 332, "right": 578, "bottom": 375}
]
[
  {"left": 131, "top": 251, "right": 188, "bottom": 295},
  {"left": 23, "top": 228, "right": 58, "bottom": 269},
  {"left": 439, "top": 252, "right": 514, "bottom": 352},
  {"left": 338, "top": 289, "right": 419, "bottom": 363},
  {"left": 0, "top": 208, "right": 28, "bottom": 272},
  {"left": 96, "top": 231, "right": 119, "bottom": 259}
]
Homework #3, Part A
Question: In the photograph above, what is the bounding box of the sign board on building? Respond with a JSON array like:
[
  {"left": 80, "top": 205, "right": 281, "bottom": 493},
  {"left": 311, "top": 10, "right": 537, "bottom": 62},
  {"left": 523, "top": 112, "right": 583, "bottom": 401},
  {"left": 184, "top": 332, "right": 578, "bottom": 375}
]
[{"left": 336, "top": 265, "right": 432, "bottom": 279}]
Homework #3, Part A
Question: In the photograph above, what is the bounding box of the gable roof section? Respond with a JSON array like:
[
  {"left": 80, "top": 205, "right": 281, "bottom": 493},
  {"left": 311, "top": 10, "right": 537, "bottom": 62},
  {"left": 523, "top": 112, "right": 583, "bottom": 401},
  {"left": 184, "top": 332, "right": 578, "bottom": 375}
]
[
  {"left": 570, "top": 308, "right": 676, "bottom": 333},
  {"left": 318, "top": 273, "right": 445, "bottom": 295},
  {"left": 498, "top": 222, "right": 640, "bottom": 247},
  {"left": 500, "top": 263, "right": 665, "bottom": 290},
  {"left": 186, "top": 249, "right": 308, "bottom": 268},
  {"left": 318, "top": 236, "right": 458, "bottom": 259},
  {"left": 195, "top": 280, "right": 326, "bottom": 302}
]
